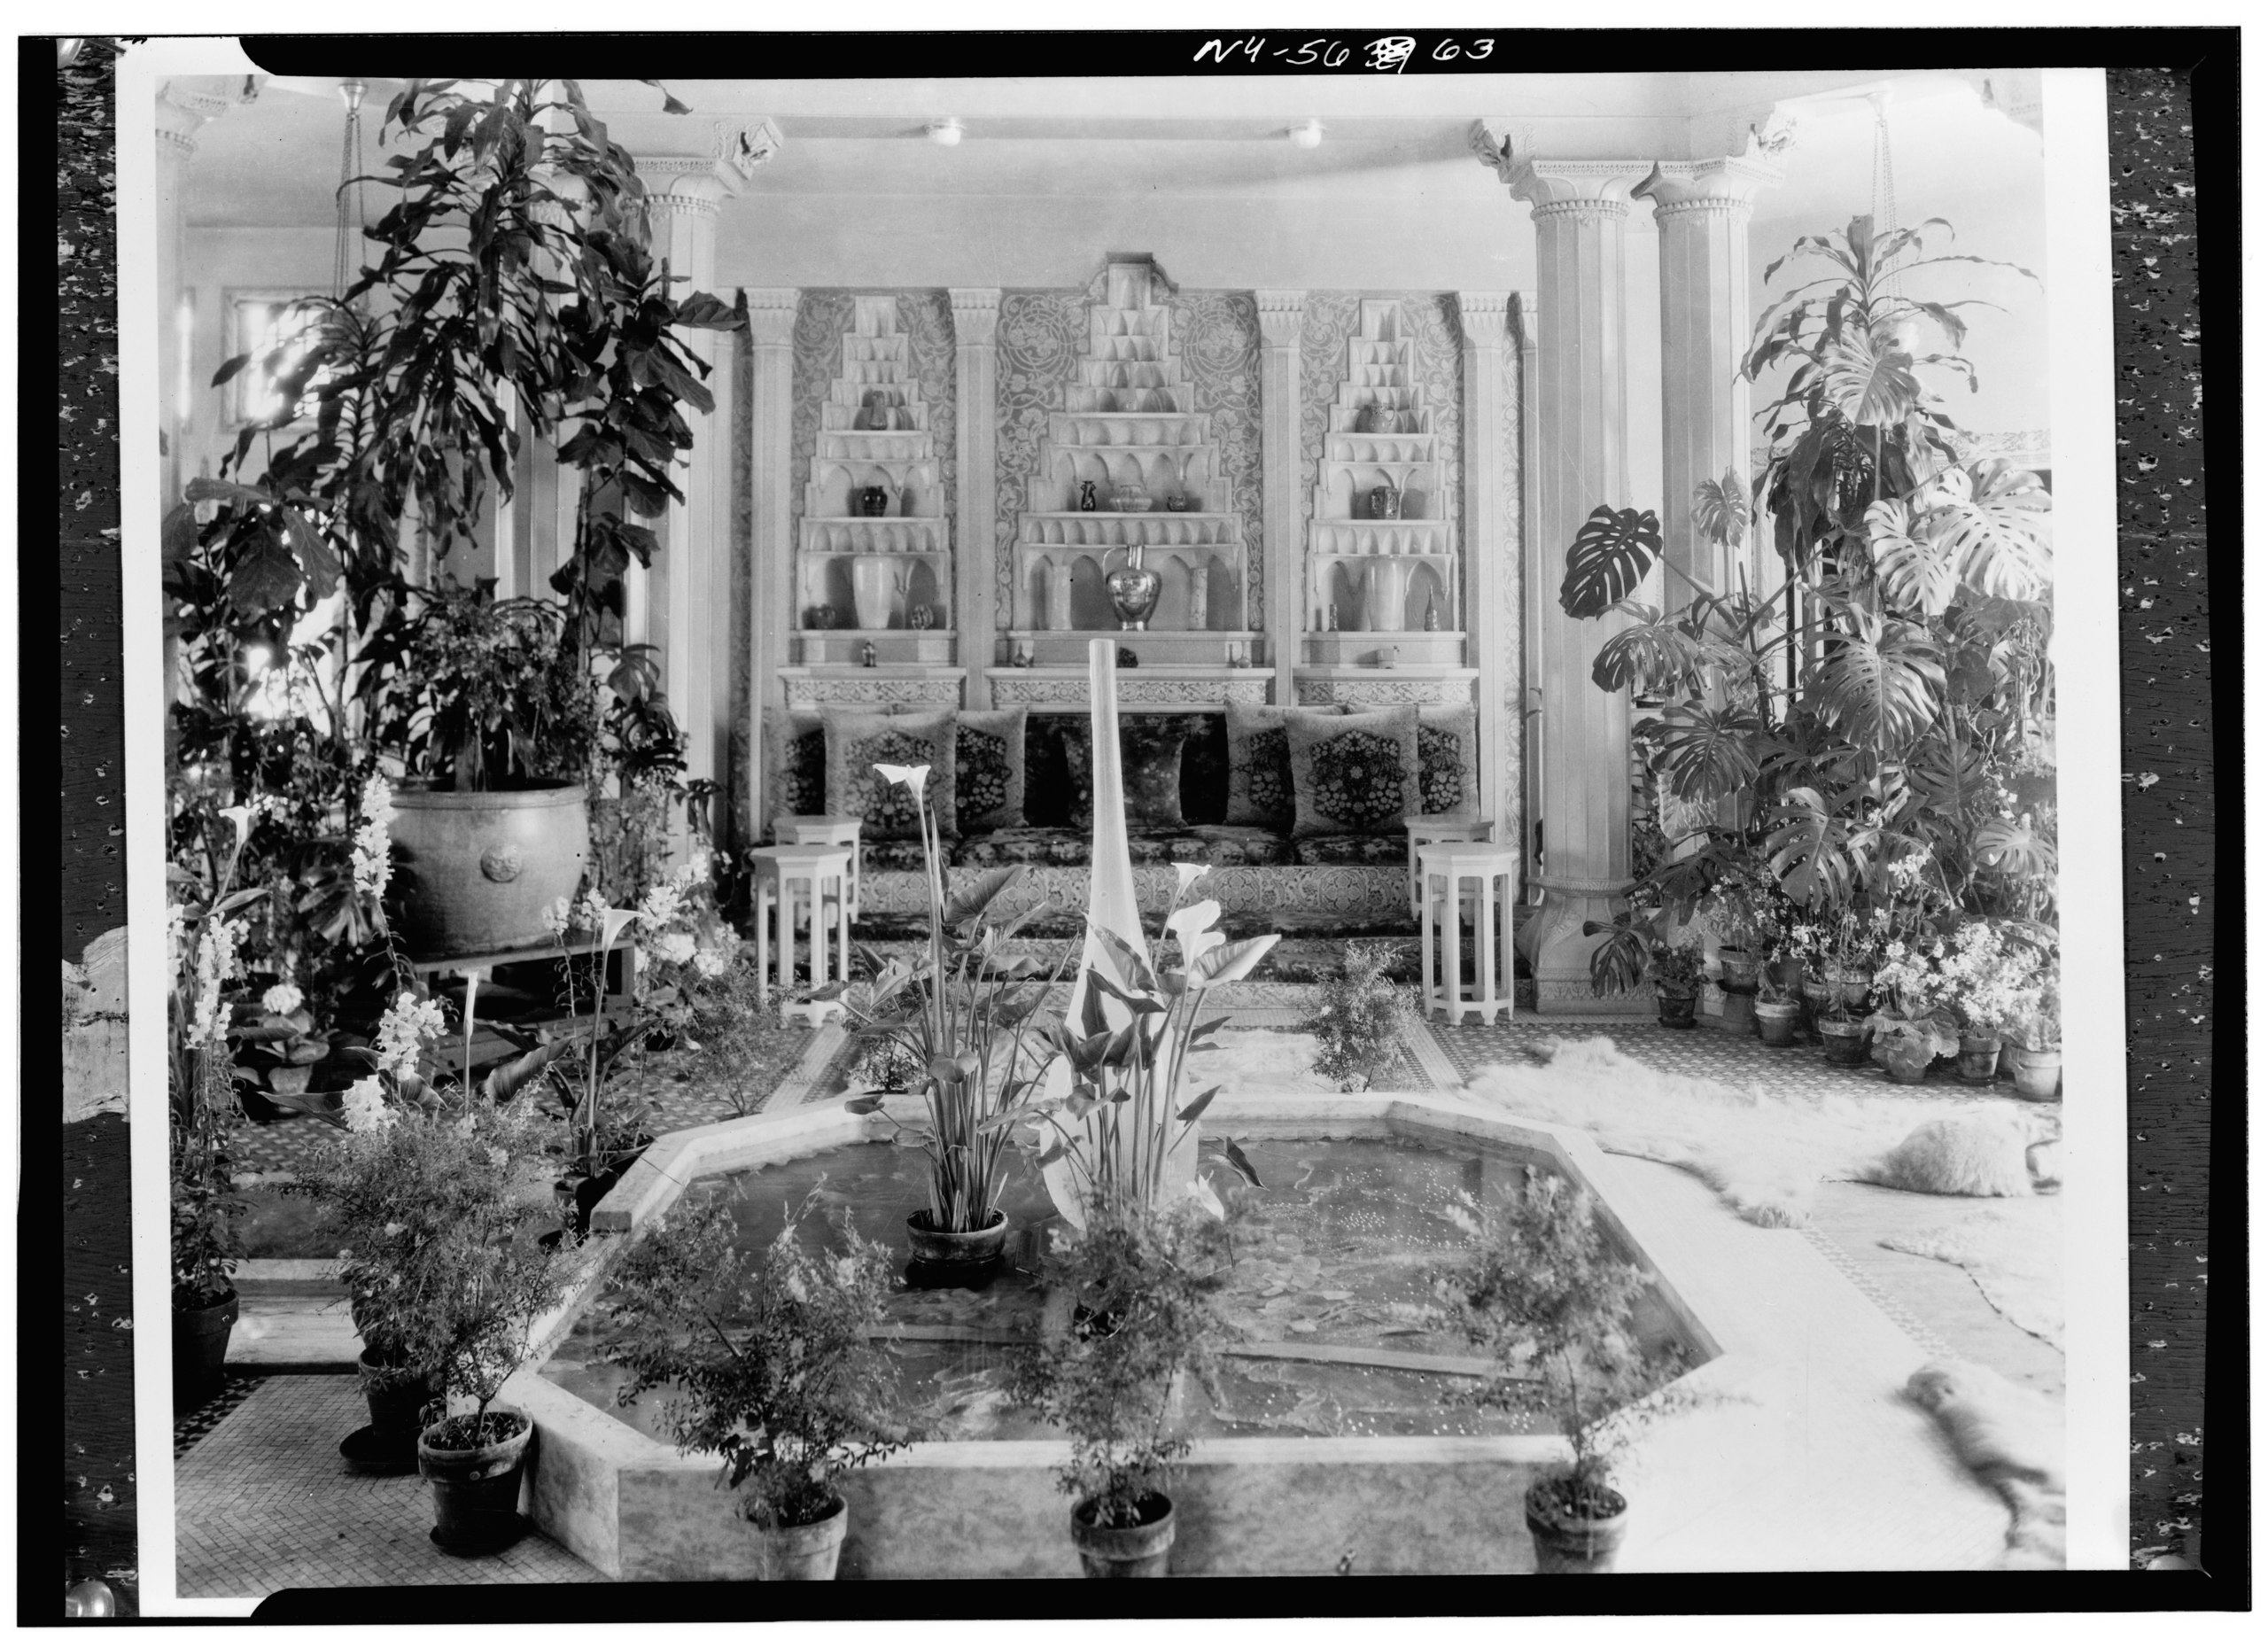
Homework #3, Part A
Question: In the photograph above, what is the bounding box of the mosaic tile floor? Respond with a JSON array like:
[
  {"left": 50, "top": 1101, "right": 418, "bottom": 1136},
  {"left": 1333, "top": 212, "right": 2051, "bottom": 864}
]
[{"left": 172, "top": 1375, "right": 606, "bottom": 1598}]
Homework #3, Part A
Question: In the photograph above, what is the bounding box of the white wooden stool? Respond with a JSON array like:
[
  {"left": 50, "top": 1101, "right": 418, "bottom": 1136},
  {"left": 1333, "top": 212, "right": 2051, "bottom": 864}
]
[
  {"left": 746, "top": 845, "right": 854, "bottom": 1015},
  {"left": 1404, "top": 814, "right": 1496, "bottom": 916},
  {"left": 773, "top": 813, "right": 864, "bottom": 922},
  {"left": 1418, "top": 843, "right": 1520, "bottom": 1027}
]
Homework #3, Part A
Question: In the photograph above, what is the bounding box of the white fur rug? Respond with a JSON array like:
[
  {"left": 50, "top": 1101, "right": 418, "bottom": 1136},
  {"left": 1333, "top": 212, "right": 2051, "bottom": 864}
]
[
  {"left": 1457, "top": 1034, "right": 2051, "bottom": 1231},
  {"left": 1881, "top": 1206, "right": 2064, "bottom": 1351}
]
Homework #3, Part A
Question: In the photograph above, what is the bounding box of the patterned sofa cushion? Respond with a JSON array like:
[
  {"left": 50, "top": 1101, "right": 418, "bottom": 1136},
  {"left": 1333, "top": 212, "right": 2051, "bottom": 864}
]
[
  {"left": 942, "top": 823, "right": 1295, "bottom": 872},
  {"left": 821, "top": 707, "right": 960, "bottom": 840},
  {"left": 954, "top": 708, "right": 1029, "bottom": 832},
  {"left": 1285, "top": 706, "right": 1422, "bottom": 839},
  {"left": 1292, "top": 832, "right": 1410, "bottom": 866}
]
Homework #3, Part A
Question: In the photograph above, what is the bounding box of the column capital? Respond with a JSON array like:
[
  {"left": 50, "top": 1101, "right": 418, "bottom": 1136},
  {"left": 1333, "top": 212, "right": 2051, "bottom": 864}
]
[
  {"left": 638, "top": 157, "right": 740, "bottom": 216},
  {"left": 156, "top": 75, "right": 248, "bottom": 159},
  {"left": 1511, "top": 291, "right": 1538, "bottom": 353},
  {"left": 1453, "top": 291, "right": 1511, "bottom": 350},
  {"left": 744, "top": 288, "right": 801, "bottom": 346},
  {"left": 1697, "top": 100, "right": 1803, "bottom": 167},
  {"left": 949, "top": 287, "right": 1003, "bottom": 345},
  {"left": 1254, "top": 290, "right": 1306, "bottom": 347},
  {"left": 1502, "top": 157, "right": 1653, "bottom": 217},
  {"left": 1633, "top": 154, "right": 1783, "bottom": 219}
]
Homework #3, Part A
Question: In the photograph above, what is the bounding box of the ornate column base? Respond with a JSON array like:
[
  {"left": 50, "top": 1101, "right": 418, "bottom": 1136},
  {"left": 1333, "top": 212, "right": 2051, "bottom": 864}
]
[{"left": 1523, "top": 874, "right": 1652, "bottom": 1015}]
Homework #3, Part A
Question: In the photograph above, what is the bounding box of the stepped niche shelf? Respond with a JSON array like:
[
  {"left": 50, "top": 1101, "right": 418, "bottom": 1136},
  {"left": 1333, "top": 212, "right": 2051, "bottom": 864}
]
[
  {"left": 1304, "top": 299, "right": 1462, "bottom": 664},
  {"left": 1008, "top": 257, "right": 1254, "bottom": 662},
  {"left": 793, "top": 295, "right": 959, "bottom": 676}
]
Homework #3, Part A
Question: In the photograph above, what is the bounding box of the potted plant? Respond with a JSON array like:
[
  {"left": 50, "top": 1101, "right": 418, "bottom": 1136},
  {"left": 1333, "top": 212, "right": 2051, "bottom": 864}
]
[
  {"left": 1307, "top": 941, "right": 1416, "bottom": 1091},
  {"left": 595, "top": 1185, "right": 920, "bottom": 1581},
  {"left": 1753, "top": 969, "right": 1802, "bottom": 1049},
  {"left": 1582, "top": 907, "right": 1703, "bottom": 1030},
  {"left": 167, "top": 809, "right": 259, "bottom": 1406},
  {"left": 297, "top": 1079, "right": 585, "bottom": 1555},
  {"left": 838, "top": 764, "right": 1063, "bottom": 1270},
  {"left": 1009, "top": 1193, "right": 1231, "bottom": 1576},
  {"left": 2005, "top": 961, "right": 2062, "bottom": 1100},
  {"left": 185, "top": 80, "right": 737, "bottom": 962},
  {"left": 1434, "top": 1169, "right": 1687, "bottom": 1574}
]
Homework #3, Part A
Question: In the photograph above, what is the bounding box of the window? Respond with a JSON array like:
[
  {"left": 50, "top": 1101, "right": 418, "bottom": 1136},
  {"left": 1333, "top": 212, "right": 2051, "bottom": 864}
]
[{"left": 225, "top": 291, "right": 337, "bottom": 427}]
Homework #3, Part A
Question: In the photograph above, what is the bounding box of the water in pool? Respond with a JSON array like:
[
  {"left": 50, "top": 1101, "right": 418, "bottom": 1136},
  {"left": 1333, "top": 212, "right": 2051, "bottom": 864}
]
[{"left": 542, "top": 1135, "right": 1677, "bottom": 1443}]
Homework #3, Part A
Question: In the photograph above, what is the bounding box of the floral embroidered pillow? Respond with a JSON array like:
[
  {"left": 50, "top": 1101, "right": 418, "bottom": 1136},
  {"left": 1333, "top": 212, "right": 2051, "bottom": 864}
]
[
  {"left": 1284, "top": 706, "right": 1421, "bottom": 838},
  {"left": 821, "top": 708, "right": 959, "bottom": 840},
  {"left": 1416, "top": 704, "right": 1481, "bottom": 817},
  {"left": 1224, "top": 702, "right": 1338, "bottom": 831},
  {"left": 954, "top": 708, "right": 1029, "bottom": 833},
  {"left": 764, "top": 708, "right": 843, "bottom": 830}
]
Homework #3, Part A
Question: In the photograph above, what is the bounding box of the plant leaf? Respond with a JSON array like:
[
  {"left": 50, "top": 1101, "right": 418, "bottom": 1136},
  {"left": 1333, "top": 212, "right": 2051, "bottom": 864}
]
[
  {"left": 1810, "top": 618, "right": 1945, "bottom": 756},
  {"left": 1559, "top": 505, "right": 1663, "bottom": 619},
  {"left": 1190, "top": 935, "right": 1280, "bottom": 987},
  {"left": 1221, "top": 1136, "right": 1265, "bottom": 1189},
  {"left": 1177, "top": 1084, "right": 1222, "bottom": 1123}
]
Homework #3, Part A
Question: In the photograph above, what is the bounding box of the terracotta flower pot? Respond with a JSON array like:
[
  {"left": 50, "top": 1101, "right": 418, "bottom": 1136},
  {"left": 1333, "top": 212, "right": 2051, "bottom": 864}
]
[
  {"left": 906, "top": 1208, "right": 1008, "bottom": 1265},
  {"left": 418, "top": 1409, "right": 533, "bottom": 1556},
  {"left": 1956, "top": 1035, "right": 2003, "bottom": 1083},
  {"left": 172, "top": 1286, "right": 237, "bottom": 1407},
  {"left": 1718, "top": 991, "right": 1755, "bottom": 1033},
  {"left": 1070, "top": 1493, "right": 1176, "bottom": 1578},
  {"left": 1525, "top": 1479, "right": 1629, "bottom": 1574},
  {"left": 2007, "top": 1045, "right": 2063, "bottom": 1100},
  {"left": 1816, "top": 1016, "right": 1870, "bottom": 1066},
  {"left": 1755, "top": 999, "right": 1800, "bottom": 1048},
  {"left": 1717, "top": 955, "right": 1759, "bottom": 996},
  {"left": 752, "top": 1493, "right": 850, "bottom": 1581},
  {"left": 1655, "top": 991, "right": 1697, "bottom": 1030}
]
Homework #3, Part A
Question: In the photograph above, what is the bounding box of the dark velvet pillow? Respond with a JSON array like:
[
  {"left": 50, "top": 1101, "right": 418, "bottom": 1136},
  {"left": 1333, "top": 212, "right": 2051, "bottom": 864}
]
[
  {"left": 1224, "top": 701, "right": 1339, "bottom": 831},
  {"left": 765, "top": 708, "right": 836, "bottom": 829},
  {"left": 1061, "top": 716, "right": 1193, "bottom": 830},
  {"left": 1285, "top": 705, "right": 1421, "bottom": 838}
]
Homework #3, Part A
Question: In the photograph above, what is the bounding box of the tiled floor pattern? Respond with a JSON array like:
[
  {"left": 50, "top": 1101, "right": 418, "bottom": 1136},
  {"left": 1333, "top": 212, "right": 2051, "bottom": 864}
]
[
  {"left": 174, "top": 1374, "right": 264, "bottom": 1460},
  {"left": 172, "top": 1374, "right": 606, "bottom": 1598}
]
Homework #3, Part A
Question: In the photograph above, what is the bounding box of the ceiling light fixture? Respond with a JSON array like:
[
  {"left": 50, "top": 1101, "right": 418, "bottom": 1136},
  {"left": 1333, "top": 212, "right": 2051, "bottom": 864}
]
[
  {"left": 927, "top": 118, "right": 964, "bottom": 147},
  {"left": 1288, "top": 120, "right": 1324, "bottom": 149}
]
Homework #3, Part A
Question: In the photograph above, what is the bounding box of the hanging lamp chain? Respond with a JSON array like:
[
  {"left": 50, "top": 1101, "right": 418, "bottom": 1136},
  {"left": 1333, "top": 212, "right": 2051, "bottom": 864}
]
[{"left": 333, "top": 79, "right": 368, "bottom": 304}]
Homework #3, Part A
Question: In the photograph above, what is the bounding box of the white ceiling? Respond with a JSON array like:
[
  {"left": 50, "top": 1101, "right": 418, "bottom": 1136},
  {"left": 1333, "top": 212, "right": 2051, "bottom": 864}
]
[{"left": 185, "top": 69, "right": 2041, "bottom": 237}]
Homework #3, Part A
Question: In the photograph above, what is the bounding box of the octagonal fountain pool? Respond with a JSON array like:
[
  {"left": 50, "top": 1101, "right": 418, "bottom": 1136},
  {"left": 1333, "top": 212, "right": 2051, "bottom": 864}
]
[{"left": 500, "top": 1092, "right": 1743, "bottom": 1579}]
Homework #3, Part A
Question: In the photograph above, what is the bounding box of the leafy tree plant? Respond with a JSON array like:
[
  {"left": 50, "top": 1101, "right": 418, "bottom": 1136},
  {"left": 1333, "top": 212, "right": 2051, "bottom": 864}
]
[
  {"left": 1435, "top": 1169, "right": 1687, "bottom": 1520},
  {"left": 1306, "top": 942, "right": 1415, "bottom": 1093},
  {"left": 597, "top": 1186, "right": 919, "bottom": 1528},
  {"left": 1010, "top": 1195, "right": 1232, "bottom": 1529}
]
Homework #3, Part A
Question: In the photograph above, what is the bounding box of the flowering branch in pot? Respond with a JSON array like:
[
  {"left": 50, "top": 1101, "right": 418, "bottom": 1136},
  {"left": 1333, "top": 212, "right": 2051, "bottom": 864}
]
[
  {"left": 835, "top": 764, "right": 1067, "bottom": 1249},
  {"left": 595, "top": 1185, "right": 920, "bottom": 1580}
]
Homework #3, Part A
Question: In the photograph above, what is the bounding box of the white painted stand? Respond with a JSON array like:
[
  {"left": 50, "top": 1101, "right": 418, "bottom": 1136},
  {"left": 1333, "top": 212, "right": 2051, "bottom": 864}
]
[
  {"left": 747, "top": 844, "right": 855, "bottom": 1006},
  {"left": 773, "top": 813, "right": 864, "bottom": 921},
  {"left": 1403, "top": 814, "right": 1496, "bottom": 917},
  {"left": 1419, "top": 843, "right": 1520, "bottom": 1027}
]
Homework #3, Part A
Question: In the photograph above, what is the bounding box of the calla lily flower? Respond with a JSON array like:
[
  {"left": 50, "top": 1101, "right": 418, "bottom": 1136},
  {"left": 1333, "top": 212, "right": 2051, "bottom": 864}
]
[
  {"left": 1169, "top": 861, "right": 1211, "bottom": 900},
  {"left": 219, "top": 804, "right": 255, "bottom": 848},
  {"left": 874, "top": 762, "right": 930, "bottom": 801},
  {"left": 599, "top": 906, "right": 641, "bottom": 955},
  {"left": 1165, "top": 898, "right": 1226, "bottom": 969}
]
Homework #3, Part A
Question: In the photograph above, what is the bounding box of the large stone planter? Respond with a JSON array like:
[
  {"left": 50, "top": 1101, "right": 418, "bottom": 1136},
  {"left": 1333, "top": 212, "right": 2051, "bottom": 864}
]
[{"left": 390, "top": 783, "right": 590, "bottom": 958}]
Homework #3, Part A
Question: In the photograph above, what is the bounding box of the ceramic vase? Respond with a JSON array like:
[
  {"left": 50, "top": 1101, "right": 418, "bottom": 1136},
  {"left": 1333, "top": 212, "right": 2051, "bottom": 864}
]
[
  {"left": 1366, "top": 482, "right": 1403, "bottom": 521},
  {"left": 1362, "top": 556, "right": 1421, "bottom": 633},
  {"left": 850, "top": 556, "right": 906, "bottom": 631},
  {"left": 1079, "top": 480, "right": 1099, "bottom": 512}
]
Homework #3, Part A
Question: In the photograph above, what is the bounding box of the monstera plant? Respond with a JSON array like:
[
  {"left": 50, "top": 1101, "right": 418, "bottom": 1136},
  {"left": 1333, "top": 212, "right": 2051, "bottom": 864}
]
[{"left": 1556, "top": 213, "right": 2057, "bottom": 942}]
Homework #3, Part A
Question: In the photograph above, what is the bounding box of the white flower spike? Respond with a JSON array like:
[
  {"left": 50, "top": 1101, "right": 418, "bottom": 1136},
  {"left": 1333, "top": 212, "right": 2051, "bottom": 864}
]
[{"left": 874, "top": 762, "right": 930, "bottom": 800}]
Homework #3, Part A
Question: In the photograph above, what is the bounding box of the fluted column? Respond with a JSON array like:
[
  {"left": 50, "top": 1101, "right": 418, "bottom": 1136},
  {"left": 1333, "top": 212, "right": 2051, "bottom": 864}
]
[
  {"left": 640, "top": 160, "right": 741, "bottom": 835},
  {"left": 950, "top": 288, "right": 1003, "bottom": 703},
  {"left": 744, "top": 289, "right": 801, "bottom": 847},
  {"left": 1634, "top": 156, "right": 1780, "bottom": 610},
  {"left": 1454, "top": 291, "right": 1519, "bottom": 875},
  {"left": 1254, "top": 291, "right": 1305, "bottom": 700},
  {"left": 154, "top": 78, "right": 242, "bottom": 505},
  {"left": 1498, "top": 156, "right": 1654, "bottom": 1012},
  {"left": 1513, "top": 292, "right": 1542, "bottom": 896}
]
